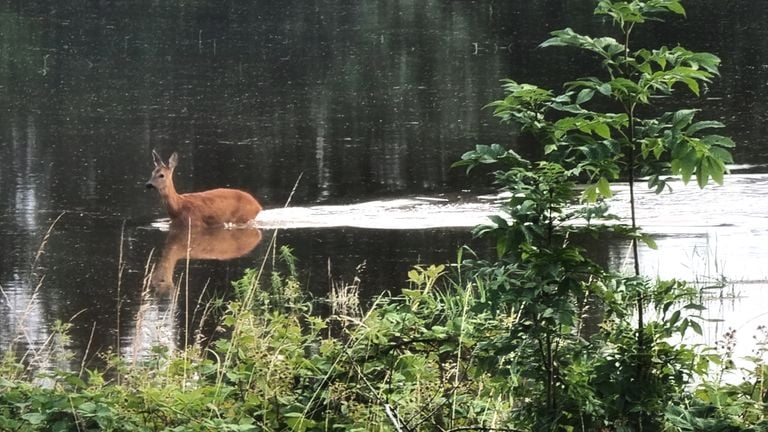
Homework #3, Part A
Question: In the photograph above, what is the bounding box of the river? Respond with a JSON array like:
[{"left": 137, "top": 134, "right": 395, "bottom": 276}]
[{"left": 2, "top": 0, "right": 768, "bottom": 367}]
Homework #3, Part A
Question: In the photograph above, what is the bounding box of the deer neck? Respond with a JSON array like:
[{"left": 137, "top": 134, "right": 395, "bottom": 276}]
[{"left": 161, "top": 180, "right": 184, "bottom": 218}]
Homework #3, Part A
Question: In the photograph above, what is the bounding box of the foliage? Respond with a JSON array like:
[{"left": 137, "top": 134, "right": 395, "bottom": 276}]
[
  {"left": 452, "top": 0, "right": 747, "bottom": 430},
  {"left": 0, "top": 256, "right": 517, "bottom": 431}
]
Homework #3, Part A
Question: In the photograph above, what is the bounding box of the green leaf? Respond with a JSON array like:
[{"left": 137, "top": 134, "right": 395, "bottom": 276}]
[
  {"left": 22, "top": 413, "right": 45, "bottom": 425},
  {"left": 696, "top": 158, "right": 710, "bottom": 188},
  {"left": 544, "top": 144, "right": 558, "bottom": 154},
  {"left": 709, "top": 146, "right": 734, "bottom": 164},
  {"left": 597, "top": 176, "right": 612, "bottom": 198},
  {"left": 284, "top": 412, "right": 317, "bottom": 431},
  {"left": 672, "top": 109, "right": 697, "bottom": 131},
  {"left": 706, "top": 156, "right": 725, "bottom": 185},
  {"left": 401, "top": 289, "right": 423, "bottom": 299},
  {"left": 582, "top": 184, "right": 598, "bottom": 203},
  {"left": 686, "top": 120, "right": 724, "bottom": 135},
  {"left": 593, "top": 123, "right": 611, "bottom": 139},
  {"left": 702, "top": 134, "right": 736, "bottom": 149},
  {"left": 682, "top": 77, "right": 700, "bottom": 96},
  {"left": 488, "top": 214, "right": 509, "bottom": 228},
  {"left": 407, "top": 269, "right": 421, "bottom": 283},
  {"left": 689, "top": 52, "right": 721, "bottom": 74},
  {"left": 664, "top": 1, "right": 686, "bottom": 16},
  {"left": 496, "top": 235, "right": 508, "bottom": 259},
  {"left": 668, "top": 309, "right": 681, "bottom": 325},
  {"left": 689, "top": 320, "right": 703, "bottom": 336},
  {"left": 576, "top": 88, "right": 595, "bottom": 104},
  {"left": 640, "top": 234, "right": 658, "bottom": 250}
]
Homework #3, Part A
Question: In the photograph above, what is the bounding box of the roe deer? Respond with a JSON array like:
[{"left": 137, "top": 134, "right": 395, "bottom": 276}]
[
  {"left": 146, "top": 150, "right": 262, "bottom": 227},
  {"left": 150, "top": 225, "right": 263, "bottom": 292}
]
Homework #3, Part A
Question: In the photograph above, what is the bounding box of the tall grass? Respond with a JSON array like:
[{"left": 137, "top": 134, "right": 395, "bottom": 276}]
[
  {"left": 1, "top": 229, "right": 522, "bottom": 431},
  {"left": 4, "top": 221, "right": 766, "bottom": 430}
]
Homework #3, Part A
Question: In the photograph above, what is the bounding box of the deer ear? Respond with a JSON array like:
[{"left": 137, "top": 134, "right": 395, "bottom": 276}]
[
  {"left": 152, "top": 150, "right": 165, "bottom": 167},
  {"left": 168, "top": 152, "right": 179, "bottom": 169}
]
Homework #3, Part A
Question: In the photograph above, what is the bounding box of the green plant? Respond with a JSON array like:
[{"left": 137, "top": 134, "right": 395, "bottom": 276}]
[{"left": 454, "top": 0, "right": 734, "bottom": 429}]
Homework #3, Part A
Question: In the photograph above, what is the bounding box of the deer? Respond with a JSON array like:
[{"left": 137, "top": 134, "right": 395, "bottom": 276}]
[{"left": 146, "top": 150, "right": 263, "bottom": 227}]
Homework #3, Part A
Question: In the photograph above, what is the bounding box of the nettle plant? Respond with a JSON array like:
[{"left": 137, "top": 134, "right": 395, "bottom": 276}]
[{"left": 456, "top": 0, "right": 733, "bottom": 429}]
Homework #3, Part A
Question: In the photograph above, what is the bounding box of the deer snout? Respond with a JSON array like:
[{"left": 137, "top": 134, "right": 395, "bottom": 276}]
[{"left": 145, "top": 182, "right": 155, "bottom": 189}]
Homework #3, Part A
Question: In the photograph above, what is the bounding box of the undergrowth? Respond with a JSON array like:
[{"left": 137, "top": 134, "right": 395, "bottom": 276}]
[
  {"left": 0, "top": 251, "right": 515, "bottom": 431},
  {"left": 2, "top": 247, "right": 768, "bottom": 431}
]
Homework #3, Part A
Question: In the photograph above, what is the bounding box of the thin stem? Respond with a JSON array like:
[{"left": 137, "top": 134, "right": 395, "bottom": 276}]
[
  {"left": 116, "top": 220, "right": 126, "bottom": 384},
  {"left": 627, "top": 106, "right": 641, "bottom": 276},
  {"left": 183, "top": 217, "right": 191, "bottom": 389},
  {"left": 628, "top": 107, "right": 645, "bottom": 366},
  {"left": 547, "top": 332, "right": 555, "bottom": 410},
  {"left": 622, "top": 21, "right": 646, "bottom": 380}
]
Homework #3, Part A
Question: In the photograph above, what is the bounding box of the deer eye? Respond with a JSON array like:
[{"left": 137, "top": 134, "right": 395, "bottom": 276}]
[{"left": 158, "top": 174, "right": 165, "bottom": 178}]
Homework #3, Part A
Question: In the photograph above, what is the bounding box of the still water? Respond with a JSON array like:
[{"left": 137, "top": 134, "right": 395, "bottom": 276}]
[{"left": 2, "top": 0, "right": 768, "bottom": 367}]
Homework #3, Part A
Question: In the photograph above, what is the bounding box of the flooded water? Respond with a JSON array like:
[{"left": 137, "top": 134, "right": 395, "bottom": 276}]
[{"left": 3, "top": 0, "right": 768, "bottom": 366}]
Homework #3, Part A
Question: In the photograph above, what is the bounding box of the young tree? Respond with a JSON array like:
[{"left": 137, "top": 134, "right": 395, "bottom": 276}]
[{"left": 456, "top": 0, "right": 733, "bottom": 428}]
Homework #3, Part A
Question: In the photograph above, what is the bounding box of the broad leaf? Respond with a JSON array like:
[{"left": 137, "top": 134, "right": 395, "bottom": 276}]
[
  {"left": 686, "top": 120, "right": 724, "bottom": 135},
  {"left": 576, "top": 88, "right": 595, "bottom": 104},
  {"left": 597, "top": 176, "right": 613, "bottom": 198},
  {"left": 594, "top": 123, "right": 611, "bottom": 139}
]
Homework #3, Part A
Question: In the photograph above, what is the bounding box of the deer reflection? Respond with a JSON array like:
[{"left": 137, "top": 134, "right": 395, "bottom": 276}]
[
  {"left": 150, "top": 225, "right": 263, "bottom": 292},
  {"left": 126, "top": 226, "right": 261, "bottom": 363}
]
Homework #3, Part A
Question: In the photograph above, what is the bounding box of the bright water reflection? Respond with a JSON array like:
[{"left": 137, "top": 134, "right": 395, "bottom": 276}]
[
  {"left": 609, "top": 173, "right": 768, "bottom": 282},
  {"left": 606, "top": 173, "right": 768, "bottom": 367}
]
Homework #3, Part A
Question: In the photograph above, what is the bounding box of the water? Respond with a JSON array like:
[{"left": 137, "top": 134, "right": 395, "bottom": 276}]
[{"left": 3, "top": 0, "right": 768, "bottom": 365}]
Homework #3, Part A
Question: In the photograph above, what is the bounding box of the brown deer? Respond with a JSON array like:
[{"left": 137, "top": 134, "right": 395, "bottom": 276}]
[
  {"left": 146, "top": 150, "right": 262, "bottom": 227},
  {"left": 150, "top": 225, "right": 263, "bottom": 292}
]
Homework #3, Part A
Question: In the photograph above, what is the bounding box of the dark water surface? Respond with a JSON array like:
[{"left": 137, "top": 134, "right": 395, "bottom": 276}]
[{"left": 3, "top": 0, "right": 768, "bottom": 364}]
